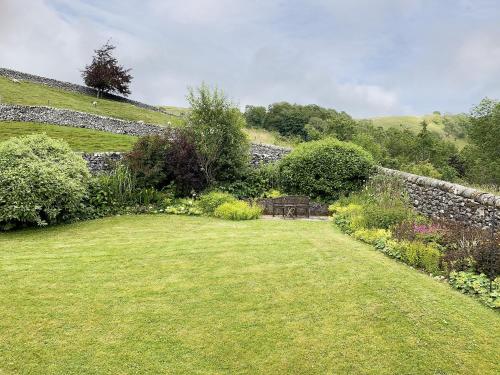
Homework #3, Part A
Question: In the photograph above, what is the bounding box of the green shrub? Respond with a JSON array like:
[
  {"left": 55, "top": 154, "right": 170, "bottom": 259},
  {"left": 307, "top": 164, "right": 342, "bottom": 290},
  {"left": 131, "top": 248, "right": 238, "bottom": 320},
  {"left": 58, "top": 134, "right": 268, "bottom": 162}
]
[
  {"left": 0, "top": 134, "right": 90, "bottom": 229},
  {"left": 213, "top": 200, "right": 262, "bottom": 220},
  {"left": 198, "top": 191, "right": 237, "bottom": 215},
  {"left": 278, "top": 138, "right": 375, "bottom": 201},
  {"left": 353, "top": 228, "right": 392, "bottom": 245},
  {"left": 361, "top": 203, "right": 413, "bottom": 229},
  {"left": 387, "top": 240, "right": 442, "bottom": 274},
  {"left": 449, "top": 271, "right": 499, "bottom": 309},
  {"left": 214, "top": 163, "right": 279, "bottom": 198}
]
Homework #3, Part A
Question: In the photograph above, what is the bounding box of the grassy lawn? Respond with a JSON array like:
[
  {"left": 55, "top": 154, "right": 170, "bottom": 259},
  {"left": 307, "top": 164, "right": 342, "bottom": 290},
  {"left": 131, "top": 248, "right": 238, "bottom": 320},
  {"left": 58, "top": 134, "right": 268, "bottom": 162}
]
[
  {"left": 0, "top": 121, "right": 137, "bottom": 152},
  {"left": 0, "top": 215, "right": 498, "bottom": 374},
  {"left": 0, "top": 77, "right": 184, "bottom": 126}
]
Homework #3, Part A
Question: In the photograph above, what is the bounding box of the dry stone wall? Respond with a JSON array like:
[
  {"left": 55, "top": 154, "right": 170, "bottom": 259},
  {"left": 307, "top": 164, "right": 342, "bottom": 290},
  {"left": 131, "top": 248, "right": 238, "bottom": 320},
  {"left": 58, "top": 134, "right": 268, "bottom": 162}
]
[
  {"left": 0, "top": 104, "right": 166, "bottom": 136},
  {"left": 380, "top": 167, "right": 499, "bottom": 228}
]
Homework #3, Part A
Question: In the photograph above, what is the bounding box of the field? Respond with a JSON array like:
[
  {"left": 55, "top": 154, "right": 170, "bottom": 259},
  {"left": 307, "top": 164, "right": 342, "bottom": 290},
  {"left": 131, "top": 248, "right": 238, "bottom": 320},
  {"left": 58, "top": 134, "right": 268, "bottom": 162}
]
[
  {"left": 0, "top": 121, "right": 137, "bottom": 152},
  {"left": 1, "top": 215, "right": 498, "bottom": 374},
  {"left": 0, "top": 77, "right": 183, "bottom": 126}
]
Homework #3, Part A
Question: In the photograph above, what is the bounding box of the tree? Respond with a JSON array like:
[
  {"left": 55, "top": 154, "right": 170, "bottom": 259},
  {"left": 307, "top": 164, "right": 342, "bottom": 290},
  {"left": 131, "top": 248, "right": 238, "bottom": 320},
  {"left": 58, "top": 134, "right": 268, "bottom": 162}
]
[
  {"left": 244, "top": 105, "right": 267, "bottom": 128},
  {"left": 82, "top": 42, "right": 133, "bottom": 97},
  {"left": 461, "top": 98, "right": 500, "bottom": 185},
  {"left": 186, "top": 84, "right": 250, "bottom": 185}
]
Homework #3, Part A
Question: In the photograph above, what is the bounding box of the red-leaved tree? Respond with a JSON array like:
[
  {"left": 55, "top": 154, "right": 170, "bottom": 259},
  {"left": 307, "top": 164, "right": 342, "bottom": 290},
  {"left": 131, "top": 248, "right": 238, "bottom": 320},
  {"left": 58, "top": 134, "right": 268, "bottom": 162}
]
[{"left": 82, "top": 42, "right": 133, "bottom": 97}]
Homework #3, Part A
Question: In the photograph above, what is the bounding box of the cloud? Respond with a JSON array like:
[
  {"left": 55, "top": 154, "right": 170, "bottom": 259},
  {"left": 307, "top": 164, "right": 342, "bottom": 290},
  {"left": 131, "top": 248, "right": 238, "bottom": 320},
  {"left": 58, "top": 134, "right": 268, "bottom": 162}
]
[{"left": 1, "top": 0, "right": 499, "bottom": 117}]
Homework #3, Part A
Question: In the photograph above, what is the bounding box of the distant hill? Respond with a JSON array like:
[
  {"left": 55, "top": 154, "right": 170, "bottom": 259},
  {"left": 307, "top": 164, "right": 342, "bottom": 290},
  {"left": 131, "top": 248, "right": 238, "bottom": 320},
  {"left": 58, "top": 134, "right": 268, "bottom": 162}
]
[{"left": 362, "top": 114, "right": 468, "bottom": 148}]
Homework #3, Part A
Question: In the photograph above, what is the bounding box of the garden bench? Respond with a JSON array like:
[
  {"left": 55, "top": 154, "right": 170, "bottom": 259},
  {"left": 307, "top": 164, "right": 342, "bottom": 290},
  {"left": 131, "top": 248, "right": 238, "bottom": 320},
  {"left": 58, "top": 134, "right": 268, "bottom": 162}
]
[{"left": 272, "top": 196, "right": 310, "bottom": 218}]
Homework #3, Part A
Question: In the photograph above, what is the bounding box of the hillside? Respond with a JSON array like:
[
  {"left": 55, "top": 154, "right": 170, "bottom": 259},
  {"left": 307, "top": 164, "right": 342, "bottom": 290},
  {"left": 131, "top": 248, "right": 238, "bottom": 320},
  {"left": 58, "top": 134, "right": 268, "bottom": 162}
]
[
  {"left": 0, "top": 76, "right": 183, "bottom": 126},
  {"left": 364, "top": 114, "right": 468, "bottom": 148}
]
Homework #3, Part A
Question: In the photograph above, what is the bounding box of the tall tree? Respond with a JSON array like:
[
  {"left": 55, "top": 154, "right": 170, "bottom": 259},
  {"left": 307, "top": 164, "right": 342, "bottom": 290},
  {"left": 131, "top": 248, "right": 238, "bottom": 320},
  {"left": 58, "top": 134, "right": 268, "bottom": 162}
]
[{"left": 82, "top": 42, "right": 133, "bottom": 97}]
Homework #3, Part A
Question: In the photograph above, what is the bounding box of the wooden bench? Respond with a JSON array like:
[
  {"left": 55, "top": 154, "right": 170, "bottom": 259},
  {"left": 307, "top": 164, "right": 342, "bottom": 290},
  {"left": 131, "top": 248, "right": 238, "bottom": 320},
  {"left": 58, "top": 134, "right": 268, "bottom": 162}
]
[{"left": 271, "top": 196, "right": 310, "bottom": 218}]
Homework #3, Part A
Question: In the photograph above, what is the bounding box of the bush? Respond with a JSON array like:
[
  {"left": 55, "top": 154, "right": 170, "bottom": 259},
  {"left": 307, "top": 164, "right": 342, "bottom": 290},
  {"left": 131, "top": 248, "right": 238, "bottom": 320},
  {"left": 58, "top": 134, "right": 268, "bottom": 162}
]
[
  {"left": 198, "top": 191, "right": 236, "bottom": 215},
  {"left": 278, "top": 138, "right": 374, "bottom": 201},
  {"left": 0, "top": 134, "right": 90, "bottom": 229},
  {"left": 361, "top": 204, "right": 413, "bottom": 229},
  {"left": 125, "top": 130, "right": 206, "bottom": 195},
  {"left": 125, "top": 134, "right": 170, "bottom": 188},
  {"left": 214, "top": 163, "right": 279, "bottom": 198},
  {"left": 449, "top": 271, "right": 499, "bottom": 309},
  {"left": 386, "top": 240, "right": 442, "bottom": 274},
  {"left": 213, "top": 201, "right": 262, "bottom": 220},
  {"left": 353, "top": 228, "right": 392, "bottom": 245}
]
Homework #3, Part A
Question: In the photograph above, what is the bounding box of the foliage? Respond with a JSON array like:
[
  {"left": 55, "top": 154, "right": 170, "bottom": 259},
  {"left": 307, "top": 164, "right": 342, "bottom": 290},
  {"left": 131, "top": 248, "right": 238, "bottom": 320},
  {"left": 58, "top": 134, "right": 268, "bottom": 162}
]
[
  {"left": 461, "top": 98, "right": 500, "bottom": 185},
  {"left": 197, "top": 191, "right": 237, "bottom": 215},
  {"left": 213, "top": 200, "right": 262, "bottom": 220},
  {"left": 385, "top": 240, "right": 442, "bottom": 274},
  {"left": 304, "top": 115, "right": 357, "bottom": 141},
  {"left": 125, "top": 134, "right": 170, "bottom": 189},
  {"left": 186, "top": 84, "right": 250, "bottom": 185},
  {"left": 244, "top": 105, "right": 267, "bottom": 128},
  {"left": 0, "top": 134, "right": 89, "bottom": 230},
  {"left": 449, "top": 271, "right": 499, "bottom": 309},
  {"left": 402, "top": 161, "right": 442, "bottom": 179},
  {"left": 214, "top": 163, "right": 279, "bottom": 198},
  {"left": 352, "top": 228, "right": 392, "bottom": 246},
  {"left": 125, "top": 130, "right": 206, "bottom": 195},
  {"left": 278, "top": 138, "right": 375, "bottom": 200},
  {"left": 82, "top": 42, "right": 133, "bottom": 97}
]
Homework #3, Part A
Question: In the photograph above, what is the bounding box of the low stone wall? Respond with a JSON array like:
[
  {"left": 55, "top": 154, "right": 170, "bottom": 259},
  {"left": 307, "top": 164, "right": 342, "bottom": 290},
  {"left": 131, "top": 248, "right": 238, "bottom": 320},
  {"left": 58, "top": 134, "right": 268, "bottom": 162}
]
[
  {"left": 0, "top": 104, "right": 167, "bottom": 136},
  {"left": 380, "top": 167, "right": 499, "bottom": 228},
  {"left": 250, "top": 143, "right": 291, "bottom": 165},
  {"left": 0, "top": 67, "right": 170, "bottom": 114},
  {"left": 81, "top": 152, "right": 124, "bottom": 172}
]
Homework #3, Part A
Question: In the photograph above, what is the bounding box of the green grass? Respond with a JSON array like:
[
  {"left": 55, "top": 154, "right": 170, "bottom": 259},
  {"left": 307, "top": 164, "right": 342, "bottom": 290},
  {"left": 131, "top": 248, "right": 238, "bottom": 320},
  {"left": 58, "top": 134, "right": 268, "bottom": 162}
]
[
  {"left": 0, "top": 121, "right": 137, "bottom": 152},
  {"left": 244, "top": 127, "right": 296, "bottom": 147},
  {"left": 0, "top": 215, "right": 498, "bottom": 374},
  {"left": 0, "top": 76, "right": 184, "bottom": 126}
]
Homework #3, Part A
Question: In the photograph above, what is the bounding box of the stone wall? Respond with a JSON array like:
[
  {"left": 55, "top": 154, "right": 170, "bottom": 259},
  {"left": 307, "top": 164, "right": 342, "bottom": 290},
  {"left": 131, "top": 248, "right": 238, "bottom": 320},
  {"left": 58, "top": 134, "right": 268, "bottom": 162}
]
[
  {"left": 0, "top": 67, "right": 178, "bottom": 115},
  {"left": 0, "top": 104, "right": 167, "bottom": 136},
  {"left": 380, "top": 167, "right": 499, "bottom": 228}
]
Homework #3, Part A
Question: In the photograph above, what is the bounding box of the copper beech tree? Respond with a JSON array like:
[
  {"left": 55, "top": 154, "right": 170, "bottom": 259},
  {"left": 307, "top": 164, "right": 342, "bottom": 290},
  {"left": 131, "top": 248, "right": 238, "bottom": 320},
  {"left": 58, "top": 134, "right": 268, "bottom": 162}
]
[{"left": 82, "top": 42, "right": 133, "bottom": 98}]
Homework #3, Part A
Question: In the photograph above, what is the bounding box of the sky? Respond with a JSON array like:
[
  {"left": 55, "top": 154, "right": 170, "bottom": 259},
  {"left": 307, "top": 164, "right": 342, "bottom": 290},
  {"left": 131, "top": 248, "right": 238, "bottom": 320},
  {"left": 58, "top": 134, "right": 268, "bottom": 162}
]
[{"left": 1, "top": 0, "right": 500, "bottom": 117}]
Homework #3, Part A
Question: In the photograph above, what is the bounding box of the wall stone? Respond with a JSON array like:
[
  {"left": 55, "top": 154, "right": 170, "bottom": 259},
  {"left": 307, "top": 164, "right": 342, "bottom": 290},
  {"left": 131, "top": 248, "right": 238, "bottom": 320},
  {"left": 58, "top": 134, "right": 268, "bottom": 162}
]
[
  {"left": 380, "top": 167, "right": 499, "bottom": 228},
  {"left": 0, "top": 104, "right": 167, "bottom": 136},
  {"left": 0, "top": 67, "right": 179, "bottom": 115}
]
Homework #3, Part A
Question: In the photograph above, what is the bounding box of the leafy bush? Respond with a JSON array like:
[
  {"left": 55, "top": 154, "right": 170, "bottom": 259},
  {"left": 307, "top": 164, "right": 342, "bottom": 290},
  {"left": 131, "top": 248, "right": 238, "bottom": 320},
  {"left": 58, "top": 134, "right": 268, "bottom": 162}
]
[
  {"left": 352, "top": 228, "right": 392, "bottom": 245},
  {"left": 278, "top": 138, "right": 375, "bottom": 200},
  {"left": 125, "top": 130, "right": 206, "bottom": 195},
  {"left": 449, "top": 271, "right": 499, "bottom": 309},
  {"left": 214, "top": 163, "right": 279, "bottom": 198},
  {"left": 0, "top": 134, "right": 89, "bottom": 230},
  {"left": 125, "top": 134, "right": 170, "bottom": 188},
  {"left": 213, "top": 201, "right": 262, "bottom": 220},
  {"left": 386, "top": 240, "right": 442, "bottom": 274},
  {"left": 198, "top": 191, "right": 237, "bottom": 215}
]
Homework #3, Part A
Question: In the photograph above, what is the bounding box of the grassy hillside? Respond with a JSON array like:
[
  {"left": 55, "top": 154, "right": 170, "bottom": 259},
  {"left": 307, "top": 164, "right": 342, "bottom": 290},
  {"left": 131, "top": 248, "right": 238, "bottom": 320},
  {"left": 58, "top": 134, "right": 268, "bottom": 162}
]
[
  {"left": 0, "top": 76, "right": 183, "bottom": 126},
  {"left": 0, "top": 121, "right": 137, "bottom": 152},
  {"left": 1, "top": 215, "right": 498, "bottom": 374},
  {"left": 244, "top": 127, "right": 296, "bottom": 147},
  {"left": 366, "top": 114, "right": 467, "bottom": 148}
]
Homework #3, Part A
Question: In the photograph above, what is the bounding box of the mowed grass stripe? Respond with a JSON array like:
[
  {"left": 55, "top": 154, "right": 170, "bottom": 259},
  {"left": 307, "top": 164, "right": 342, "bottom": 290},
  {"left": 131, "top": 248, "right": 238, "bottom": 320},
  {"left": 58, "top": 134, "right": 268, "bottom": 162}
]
[{"left": 0, "top": 215, "right": 498, "bottom": 374}]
